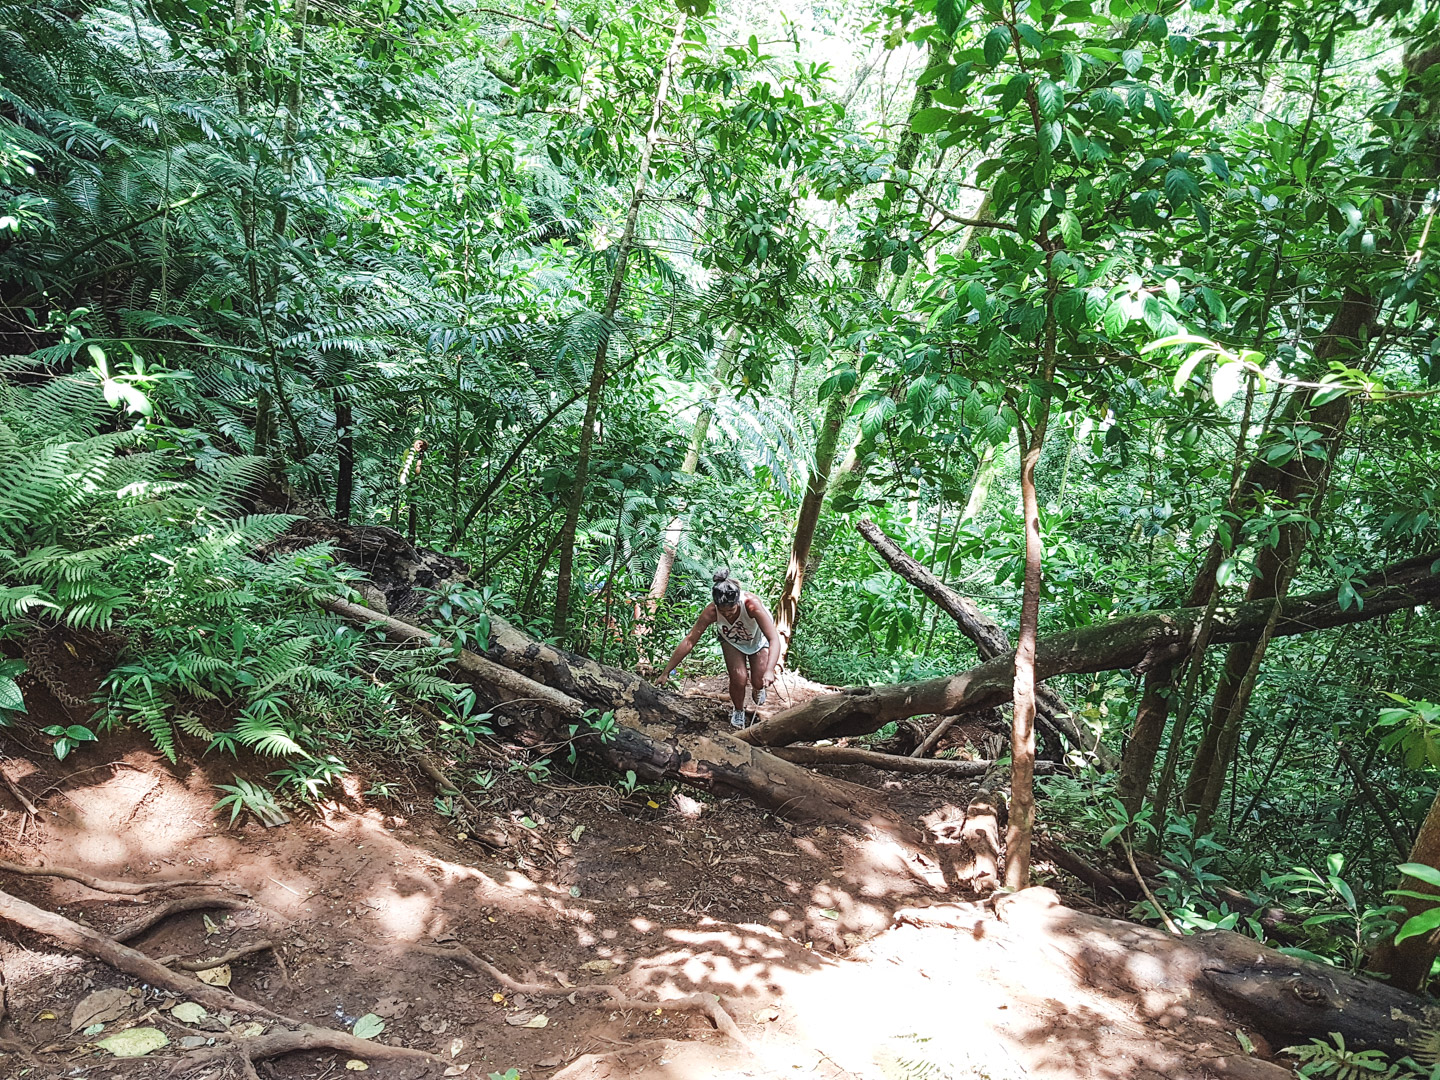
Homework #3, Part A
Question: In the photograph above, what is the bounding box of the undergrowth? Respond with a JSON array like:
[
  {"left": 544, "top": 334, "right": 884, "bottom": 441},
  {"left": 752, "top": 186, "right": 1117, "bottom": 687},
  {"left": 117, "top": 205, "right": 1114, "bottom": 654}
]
[{"left": 0, "top": 366, "right": 471, "bottom": 813}]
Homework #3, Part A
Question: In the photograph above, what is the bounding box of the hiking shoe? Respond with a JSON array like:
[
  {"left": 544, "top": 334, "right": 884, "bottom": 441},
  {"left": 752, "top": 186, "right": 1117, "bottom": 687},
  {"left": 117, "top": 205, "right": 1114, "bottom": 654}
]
[
  {"left": 730, "top": 708, "right": 747, "bottom": 729},
  {"left": 754, "top": 687, "right": 767, "bottom": 706}
]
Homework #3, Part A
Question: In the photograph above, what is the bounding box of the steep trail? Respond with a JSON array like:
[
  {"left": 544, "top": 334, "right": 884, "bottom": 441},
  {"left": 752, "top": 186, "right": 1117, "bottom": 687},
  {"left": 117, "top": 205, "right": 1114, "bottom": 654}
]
[{"left": 0, "top": 645, "right": 1406, "bottom": 1080}]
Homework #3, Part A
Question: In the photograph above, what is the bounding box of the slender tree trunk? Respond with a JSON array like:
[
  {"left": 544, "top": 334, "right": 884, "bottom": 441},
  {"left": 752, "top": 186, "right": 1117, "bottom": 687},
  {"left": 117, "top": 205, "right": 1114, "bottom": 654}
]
[
  {"left": 1372, "top": 791, "right": 1440, "bottom": 992},
  {"left": 646, "top": 327, "right": 740, "bottom": 611},
  {"left": 553, "top": 15, "right": 687, "bottom": 638},
  {"left": 1183, "top": 290, "right": 1373, "bottom": 810},
  {"left": 1004, "top": 247, "right": 1059, "bottom": 890},
  {"left": 334, "top": 390, "right": 353, "bottom": 523},
  {"left": 774, "top": 382, "right": 855, "bottom": 666},
  {"left": 1005, "top": 417, "right": 1047, "bottom": 890},
  {"left": 1117, "top": 666, "right": 1173, "bottom": 819}
]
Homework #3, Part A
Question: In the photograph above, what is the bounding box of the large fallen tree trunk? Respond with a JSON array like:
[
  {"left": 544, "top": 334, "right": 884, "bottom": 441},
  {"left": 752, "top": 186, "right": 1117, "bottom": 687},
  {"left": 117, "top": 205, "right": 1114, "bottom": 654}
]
[
  {"left": 483, "top": 612, "right": 715, "bottom": 731},
  {"left": 857, "top": 519, "right": 1115, "bottom": 769},
  {"left": 322, "top": 598, "right": 918, "bottom": 839},
  {"left": 740, "top": 549, "right": 1440, "bottom": 747},
  {"left": 992, "top": 887, "right": 1440, "bottom": 1056}
]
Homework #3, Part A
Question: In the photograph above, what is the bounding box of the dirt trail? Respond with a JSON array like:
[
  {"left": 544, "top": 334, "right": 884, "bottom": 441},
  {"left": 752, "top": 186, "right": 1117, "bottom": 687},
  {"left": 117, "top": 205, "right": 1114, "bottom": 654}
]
[{"left": 0, "top": 673, "right": 1279, "bottom": 1080}]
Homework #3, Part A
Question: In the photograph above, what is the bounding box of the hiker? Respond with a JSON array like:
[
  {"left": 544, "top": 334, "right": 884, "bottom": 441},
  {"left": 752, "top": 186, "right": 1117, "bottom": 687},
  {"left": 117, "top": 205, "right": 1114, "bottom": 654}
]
[{"left": 655, "top": 569, "right": 779, "bottom": 729}]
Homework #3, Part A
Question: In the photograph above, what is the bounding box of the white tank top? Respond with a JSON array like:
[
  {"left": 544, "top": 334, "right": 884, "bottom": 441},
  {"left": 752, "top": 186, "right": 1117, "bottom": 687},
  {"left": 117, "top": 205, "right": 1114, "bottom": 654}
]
[{"left": 715, "top": 593, "right": 766, "bottom": 654}]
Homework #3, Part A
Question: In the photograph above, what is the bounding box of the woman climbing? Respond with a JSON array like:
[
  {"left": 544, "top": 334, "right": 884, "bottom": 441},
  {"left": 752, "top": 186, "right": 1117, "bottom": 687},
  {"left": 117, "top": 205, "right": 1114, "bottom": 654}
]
[{"left": 655, "top": 569, "right": 779, "bottom": 729}]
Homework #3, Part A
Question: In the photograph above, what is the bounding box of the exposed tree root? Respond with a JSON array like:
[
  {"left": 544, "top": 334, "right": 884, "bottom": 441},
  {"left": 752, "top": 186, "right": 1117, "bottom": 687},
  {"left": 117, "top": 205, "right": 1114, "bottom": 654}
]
[
  {"left": 409, "top": 942, "right": 750, "bottom": 1046},
  {"left": 770, "top": 745, "right": 1057, "bottom": 776},
  {"left": 0, "top": 885, "right": 290, "bottom": 1020},
  {"left": 173, "top": 1026, "right": 438, "bottom": 1074},
  {"left": 113, "top": 894, "right": 259, "bottom": 943},
  {"left": 0, "top": 859, "right": 218, "bottom": 896},
  {"left": 0, "top": 886, "right": 437, "bottom": 1071},
  {"left": 155, "top": 939, "right": 275, "bottom": 971}
]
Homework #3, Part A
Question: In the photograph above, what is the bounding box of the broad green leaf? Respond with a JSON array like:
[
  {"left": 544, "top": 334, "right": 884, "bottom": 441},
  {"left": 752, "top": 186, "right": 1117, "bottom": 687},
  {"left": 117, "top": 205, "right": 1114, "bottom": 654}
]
[
  {"left": 1398, "top": 863, "right": 1440, "bottom": 889},
  {"left": 984, "top": 26, "right": 1010, "bottom": 66},
  {"left": 1035, "top": 79, "right": 1063, "bottom": 120},
  {"left": 1057, "top": 210, "right": 1081, "bottom": 248},
  {"left": 1394, "top": 906, "right": 1440, "bottom": 946},
  {"left": 0, "top": 678, "right": 24, "bottom": 714},
  {"left": 1211, "top": 360, "right": 1243, "bottom": 407},
  {"left": 910, "top": 107, "right": 952, "bottom": 134},
  {"left": 1164, "top": 167, "right": 1200, "bottom": 206},
  {"left": 352, "top": 1014, "right": 385, "bottom": 1040}
]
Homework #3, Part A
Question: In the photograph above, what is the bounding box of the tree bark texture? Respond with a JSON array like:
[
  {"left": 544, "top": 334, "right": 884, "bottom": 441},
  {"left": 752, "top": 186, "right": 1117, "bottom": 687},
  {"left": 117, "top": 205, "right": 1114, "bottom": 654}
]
[
  {"left": 774, "top": 382, "right": 855, "bottom": 665},
  {"left": 1005, "top": 419, "right": 1046, "bottom": 891},
  {"left": 1371, "top": 788, "right": 1440, "bottom": 991},
  {"left": 738, "top": 548, "right": 1440, "bottom": 748},
  {"left": 553, "top": 15, "right": 687, "bottom": 637}
]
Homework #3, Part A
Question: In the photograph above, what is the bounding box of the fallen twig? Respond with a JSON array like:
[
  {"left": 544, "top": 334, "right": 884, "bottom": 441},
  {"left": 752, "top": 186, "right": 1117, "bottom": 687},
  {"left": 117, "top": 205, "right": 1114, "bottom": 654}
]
[
  {"left": 414, "top": 753, "right": 510, "bottom": 848},
  {"left": 410, "top": 942, "right": 750, "bottom": 1046},
  {"left": 0, "top": 859, "right": 217, "bottom": 897},
  {"left": 0, "top": 885, "right": 436, "bottom": 1071},
  {"left": 0, "top": 771, "right": 37, "bottom": 817}
]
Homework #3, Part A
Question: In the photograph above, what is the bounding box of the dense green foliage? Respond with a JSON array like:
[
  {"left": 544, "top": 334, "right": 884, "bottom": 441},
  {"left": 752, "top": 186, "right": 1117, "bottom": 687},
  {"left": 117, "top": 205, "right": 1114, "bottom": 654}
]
[{"left": 2, "top": 0, "right": 1439, "bottom": 986}]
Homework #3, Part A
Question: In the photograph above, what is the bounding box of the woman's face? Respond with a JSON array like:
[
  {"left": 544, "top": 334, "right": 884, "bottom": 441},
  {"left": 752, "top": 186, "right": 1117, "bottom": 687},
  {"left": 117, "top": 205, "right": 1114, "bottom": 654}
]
[{"left": 717, "top": 600, "right": 740, "bottom": 619}]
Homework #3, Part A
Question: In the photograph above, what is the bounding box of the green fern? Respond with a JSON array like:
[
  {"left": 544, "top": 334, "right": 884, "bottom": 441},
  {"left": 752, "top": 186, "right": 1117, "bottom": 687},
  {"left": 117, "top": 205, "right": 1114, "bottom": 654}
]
[{"left": 1285, "top": 1034, "right": 1429, "bottom": 1080}]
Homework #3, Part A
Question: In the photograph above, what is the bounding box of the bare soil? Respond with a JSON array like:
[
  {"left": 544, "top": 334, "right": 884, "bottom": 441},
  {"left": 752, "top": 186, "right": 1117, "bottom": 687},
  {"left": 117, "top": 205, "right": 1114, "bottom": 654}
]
[{"left": 0, "top": 664, "right": 1280, "bottom": 1080}]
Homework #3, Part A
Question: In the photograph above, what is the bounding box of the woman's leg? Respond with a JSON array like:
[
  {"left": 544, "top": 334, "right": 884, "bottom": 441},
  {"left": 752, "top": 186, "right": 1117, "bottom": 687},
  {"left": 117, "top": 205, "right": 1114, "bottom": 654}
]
[
  {"left": 720, "top": 641, "right": 749, "bottom": 711},
  {"left": 747, "top": 647, "right": 770, "bottom": 705}
]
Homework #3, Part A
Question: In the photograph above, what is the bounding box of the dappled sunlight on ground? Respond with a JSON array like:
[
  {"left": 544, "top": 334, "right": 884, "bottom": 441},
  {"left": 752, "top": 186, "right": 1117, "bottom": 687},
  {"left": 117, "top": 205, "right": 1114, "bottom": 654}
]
[{"left": 2, "top": 729, "right": 1291, "bottom": 1080}]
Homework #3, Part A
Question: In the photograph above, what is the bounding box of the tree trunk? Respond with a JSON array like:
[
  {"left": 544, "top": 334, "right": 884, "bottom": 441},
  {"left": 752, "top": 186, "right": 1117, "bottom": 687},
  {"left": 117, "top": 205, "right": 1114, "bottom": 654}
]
[
  {"left": 773, "top": 381, "right": 855, "bottom": 666},
  {"left": 553, "top": 15, "right": 687, "bottom": 638},
  {"left": 1117, "top": 664, "right": 1173, "bottom": 818},
  {"left": 1183, "top": 289, "right": 1372, "bottom": 811},
  {"left": 1371, "top": 789, "right": 1440, "bottom": 991},
  {"left": 645, "top": 327, "right": 740, "bottom": 613},
  {"left": 737, "top": 548, "right": 1440, "bottom": 747},
  {"left": 1006, "top": 416, "right": 1047, "bottom": 890},
  {"left": 856, "top": 518, "right": 1113, "bottom": 768},
  {"left": 334, "top": 390, "right": 353, "bottom": 524}
]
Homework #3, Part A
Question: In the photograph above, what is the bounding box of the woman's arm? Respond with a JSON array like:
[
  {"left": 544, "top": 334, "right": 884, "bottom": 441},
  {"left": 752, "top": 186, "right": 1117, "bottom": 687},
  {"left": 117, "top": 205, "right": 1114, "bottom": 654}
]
[
  {"left": 747, "top": 597, "right": 781, "bottom": 685},
  {"left": 656, "top": 606, "right": 715, "bottom": 683}
]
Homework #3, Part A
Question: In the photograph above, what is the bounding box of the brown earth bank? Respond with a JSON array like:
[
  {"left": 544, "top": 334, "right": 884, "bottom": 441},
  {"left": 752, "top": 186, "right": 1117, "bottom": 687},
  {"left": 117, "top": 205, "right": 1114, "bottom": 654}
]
[{"left": 0, "top": 657, "right": 1375, "bottom": 1080}]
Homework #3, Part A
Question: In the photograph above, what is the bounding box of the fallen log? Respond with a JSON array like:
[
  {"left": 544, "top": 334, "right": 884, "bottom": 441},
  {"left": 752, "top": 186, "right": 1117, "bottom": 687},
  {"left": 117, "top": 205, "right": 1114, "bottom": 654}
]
[
  {"left": 769, "top": 745, "right": 1056, "bottom": 777},
  {"left": 996, "top": 887, "right": 1440, "bottom": 1055},
  {"left": 740, "top": 548, "right": 1440, "bottom": 747},
  {"left": 857, "top": 520, "right": 1115, "bottom": 769},
  {"left": 322, "top": 598, "right": 920, "bottom": 839},
  {"left": 484, "top": 611, "right": 714, "bottom": 731},
  {"left": 956, "top": 791, "right": 1003, "bottom": 892}
]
